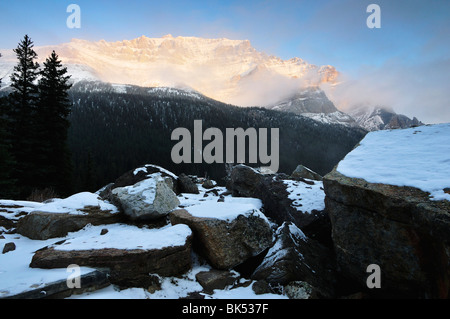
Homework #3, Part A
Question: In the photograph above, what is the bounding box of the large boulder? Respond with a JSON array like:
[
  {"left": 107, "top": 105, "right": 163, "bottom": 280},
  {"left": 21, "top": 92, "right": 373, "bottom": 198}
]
[
  {"left": 111, "top": 173, "right": 180, "bottom": 221},
  {"left": 324, "top": 168, "right": 450, "bottom": 298},
  {"left": 16, "top": 192, "right": 122, "bottom": 240},
  {"left": 30, "top": 224, "right": 193, "bottom": 288},
  {"left": 251, "top": 222, "right": 336, "bottom": 298},
  {"left": 170, "top": 201, "right": 273, "bottom": 270}
]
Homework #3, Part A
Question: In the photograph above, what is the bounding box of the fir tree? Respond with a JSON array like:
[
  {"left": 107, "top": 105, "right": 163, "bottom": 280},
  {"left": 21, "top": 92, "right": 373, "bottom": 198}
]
[
  {"left": 0, "top": 53, "right": 18, "bottom": 199},
  {"left": 8, "top": 35, "right": 40, "bottom": 197},
  {"left": 36, "top": 50, "right": 73, "bottom": 195}
]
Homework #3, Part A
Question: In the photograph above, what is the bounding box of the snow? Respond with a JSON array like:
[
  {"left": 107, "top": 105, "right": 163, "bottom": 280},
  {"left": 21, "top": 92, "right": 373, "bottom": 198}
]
[
  {"left": 1, "top": 35, "right": 337, "bottom": 107},
  {"left": 121, "top": 175, "right": 160, "bottom": 205},
  {"left": 337, "top": 123, "right": 450, "bottom": 201},
  {"left": 0, "top": 200, "right": 44, "bottom": 221},
  {"left": 185, "top": 201, "right": 267, "bottom": 223},
  {"left": 30, "top": 192, "right": 119, "bottom": 215},
  {"left": 0, "top": 232, "right": 96, "bottom": 298},
  {"left": 205, "top": 283, "right": 288, "bottom": 299},
  {"left": 54, "top": 224, "right": 192, "bottom": 251},
  {"left": 283, "top": 179, "right": 325, "bottom": 213},
  {"left": 144, "top": 164, "right": 179, "bottom": 179},
  {"left": 1, "top": 171, "right": 316, "bottom": 299}
]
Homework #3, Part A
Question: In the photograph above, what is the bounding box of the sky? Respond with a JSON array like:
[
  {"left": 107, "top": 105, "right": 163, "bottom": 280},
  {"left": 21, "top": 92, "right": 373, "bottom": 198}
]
[{"left": 0, "top": 0, "right": 449, "bottom": 123}]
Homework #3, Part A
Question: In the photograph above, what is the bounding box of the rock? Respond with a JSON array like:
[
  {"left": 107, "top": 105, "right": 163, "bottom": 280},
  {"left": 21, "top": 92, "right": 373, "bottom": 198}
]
[
  {"left": 227, "top": 164, "right": 329, "bottom": 243},
  {"left": 30, "top": 224, "right": 193, "bottom": 288},
  {"left": 323, "top": 168, "right": 450, "bottom": 298},
  {"left": 111, "top": 174, "right": 180, "bottom": 221},
  {"left": 252, "top": 222, "right": 336, "bottom": 298},
  {"left": 195, "top": 269, "right": 239, "bottom": 294},
  {"left": 1, "top": 270, "right": 110, "bottom": 299},
  {"left": 202, "top": 179, "right": 216, "bottom": 189},
  {"left": 228, "top": 165, "right": 265, "bottom": 198},
  {"left": 252, "top": 280, "right": 271, "bottom": 295},
  {"left": 112, "top": 164, "right": 178, "bottom": 192},
  {"left": 100, "top": 228, "right": 108, "bottom": 235},
  {"left": 170, "top": 205, "right": 273, "bottom": 270},
  {"left": 2, "top": 242, "right": 16, "bottom": 254},
  {"left": 290, "top": 165, "right": 323, "bottom": 181},
  {"left": 284, "top": 281, "right": 313, "bottom": 299},
  {"left": 178, "top": 173, "right": 199, "bottom": 194},
  {"left": 16, "top": 194, "right": 123, "bottom": 240}
]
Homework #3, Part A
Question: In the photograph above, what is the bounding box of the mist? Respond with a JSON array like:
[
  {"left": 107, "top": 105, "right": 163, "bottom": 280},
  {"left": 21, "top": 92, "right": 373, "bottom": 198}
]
[{"left": 321, "top": 57, "right": 450, "bottom": 125}]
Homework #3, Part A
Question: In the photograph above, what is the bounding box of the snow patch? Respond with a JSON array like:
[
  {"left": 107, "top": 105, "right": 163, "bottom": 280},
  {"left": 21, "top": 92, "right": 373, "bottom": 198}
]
[
  {"left": 337, "top": 123, "right": 450, "bottom": 201},
  {"left": 283, "top": 179, "right": 325, "bottom": 213},
  {"left": 31, "top": 192, "right": 119, "bottom": 215},
  {"left": 54, "top": 224, "right": 192, "bottom": 251}
]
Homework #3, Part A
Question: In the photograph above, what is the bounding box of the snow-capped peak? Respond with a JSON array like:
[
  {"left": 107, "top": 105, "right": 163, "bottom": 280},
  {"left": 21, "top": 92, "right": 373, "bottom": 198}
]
[{"left": 0, "top": 35, "right": 339, "bottom": 106}]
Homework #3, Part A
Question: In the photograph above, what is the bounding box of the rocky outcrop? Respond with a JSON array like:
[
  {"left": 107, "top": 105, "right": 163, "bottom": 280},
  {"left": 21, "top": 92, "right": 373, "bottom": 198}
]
[
  {"left": 323, "top": 168, "right": 450, "bottom": 298},
  {"left": 251, "top": 222, "right": 336, "bottom": 298},
  {"left": 30, "top": 224, "right": 193, "bottom": 288},
  {"left": 227, "top": 164, "right": 329, "bottom": 243},
  {"left": 111, "top": 175, "right": 180, "bottom": 221},
  {"left": 170, "top": 207, "right": 272, "bottom": 270},
  {"left": 17, "top": 205, "right": 123, "bottom": 240}
]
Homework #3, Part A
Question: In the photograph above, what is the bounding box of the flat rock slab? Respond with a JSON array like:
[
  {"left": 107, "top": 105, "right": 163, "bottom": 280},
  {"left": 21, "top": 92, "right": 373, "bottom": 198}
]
[
  {"left": 0, "top": 270, "right": 110, "bottom": 299},
  {"left": 16, "top": 192, "right": 122, "bottom": 240},
  {"left": 30, "top": 224, "right": 193, "bottom": 287}
]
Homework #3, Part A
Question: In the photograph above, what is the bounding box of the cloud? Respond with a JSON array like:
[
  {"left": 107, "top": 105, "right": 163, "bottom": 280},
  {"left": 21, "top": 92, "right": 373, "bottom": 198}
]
[{"left": 322, "top": 56, "right": 450, "bottom": 124}]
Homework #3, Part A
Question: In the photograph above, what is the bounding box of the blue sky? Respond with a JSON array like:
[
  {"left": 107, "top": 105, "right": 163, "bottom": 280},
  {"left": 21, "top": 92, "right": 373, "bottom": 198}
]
[
  {"left": 1, "top": 0, "right": 449, "bottom": 122},
  {"left": 0, "top": 0, "right": 447, "bottom": 71}
]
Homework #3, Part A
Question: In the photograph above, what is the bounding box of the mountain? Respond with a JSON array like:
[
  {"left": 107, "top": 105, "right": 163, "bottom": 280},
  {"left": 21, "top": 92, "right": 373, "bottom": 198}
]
[
  {"left": 349, "top": 105, "right": 424, "bottom": 131},
  {"left": 0, "top": 35, "right": 338, "bottom": 106},
  {"left": 67, "top": 81, "right": 366, "bottom": 193},
  {"left": 266, "top": 87, "right": 359, "bottom": 128}
]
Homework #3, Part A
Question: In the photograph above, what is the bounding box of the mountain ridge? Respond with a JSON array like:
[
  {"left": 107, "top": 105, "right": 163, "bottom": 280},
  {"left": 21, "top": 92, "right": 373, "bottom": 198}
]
[{"left": 0, "top": 35, "right": 338, "bottom": 106}]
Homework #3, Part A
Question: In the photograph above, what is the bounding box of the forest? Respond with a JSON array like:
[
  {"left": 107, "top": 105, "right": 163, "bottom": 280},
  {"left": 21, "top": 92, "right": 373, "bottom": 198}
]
[{"left": 67, "top": 81, "right": 367, "bottom": 193}]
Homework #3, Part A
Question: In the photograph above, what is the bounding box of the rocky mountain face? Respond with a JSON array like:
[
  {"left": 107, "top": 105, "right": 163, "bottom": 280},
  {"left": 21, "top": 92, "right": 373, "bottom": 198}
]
[
  {"left": 349, "top": 105, "right": 424, "bottom": 131},
  {"left": 0, "top": 35, "right": 338, "bottom": 106},
  {"left": 266, "top": 86, "right": 360, "bottom": 128}
]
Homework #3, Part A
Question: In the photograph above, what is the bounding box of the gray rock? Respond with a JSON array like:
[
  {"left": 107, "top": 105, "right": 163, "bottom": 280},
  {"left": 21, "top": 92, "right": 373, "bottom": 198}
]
[
  {"left": 252, "top": 222, "right": 336, "bottom": 298},
  {"left": 0, "top": 270, "right": 110, "bottom": 299},
  {"left": 170, "top": 208, "right": 273, "bottom": 270},
  {"left": 290, "top": 165, "right": 323, "bottom": 181},
  {"left": 195, "top": 269, "right": 239, "bottom": 294},
  {"left": 284, "top": 281, "right": 313, "bottom": 299},
  {"left": 111, "top": 176, "right": 180, "bottom": 221},
  {"left": 16, "top": 207, "right": 122, "bottom": 240},
  {"left": 178, "top": 173, "right": 199, "bottom": 194},
  {"left": 227, "top": 164, "right": 330, "bottom": 244},
  {"left": 323, "top": 168, "right": 450, "bottom": 298},
  {"left": 2, "top": 242, "right": 16, "bottom": 254},
  {"left": 30, "top": 228, "right": 193, "bottom": 288}
]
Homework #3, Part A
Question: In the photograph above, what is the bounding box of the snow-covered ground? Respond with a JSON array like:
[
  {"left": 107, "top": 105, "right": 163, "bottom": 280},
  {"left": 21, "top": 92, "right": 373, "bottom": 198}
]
[
  {"left": 1, "top": 180, "right": 306, "bottom": 299},
  {"left": 337, "top": 123, "right": 450, "bottom": 201}
]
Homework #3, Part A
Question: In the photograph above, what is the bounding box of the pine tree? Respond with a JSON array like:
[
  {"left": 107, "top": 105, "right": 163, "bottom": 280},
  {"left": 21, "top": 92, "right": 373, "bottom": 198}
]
[
  {"left": 36, "top": 50, "right": 73, "bottom": 195},
  {"left": 0, "top": 53, "right": 18, "bottom": 199},
  {"left": 8, "top": 35, "right": 41, "bottom": 197}
]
